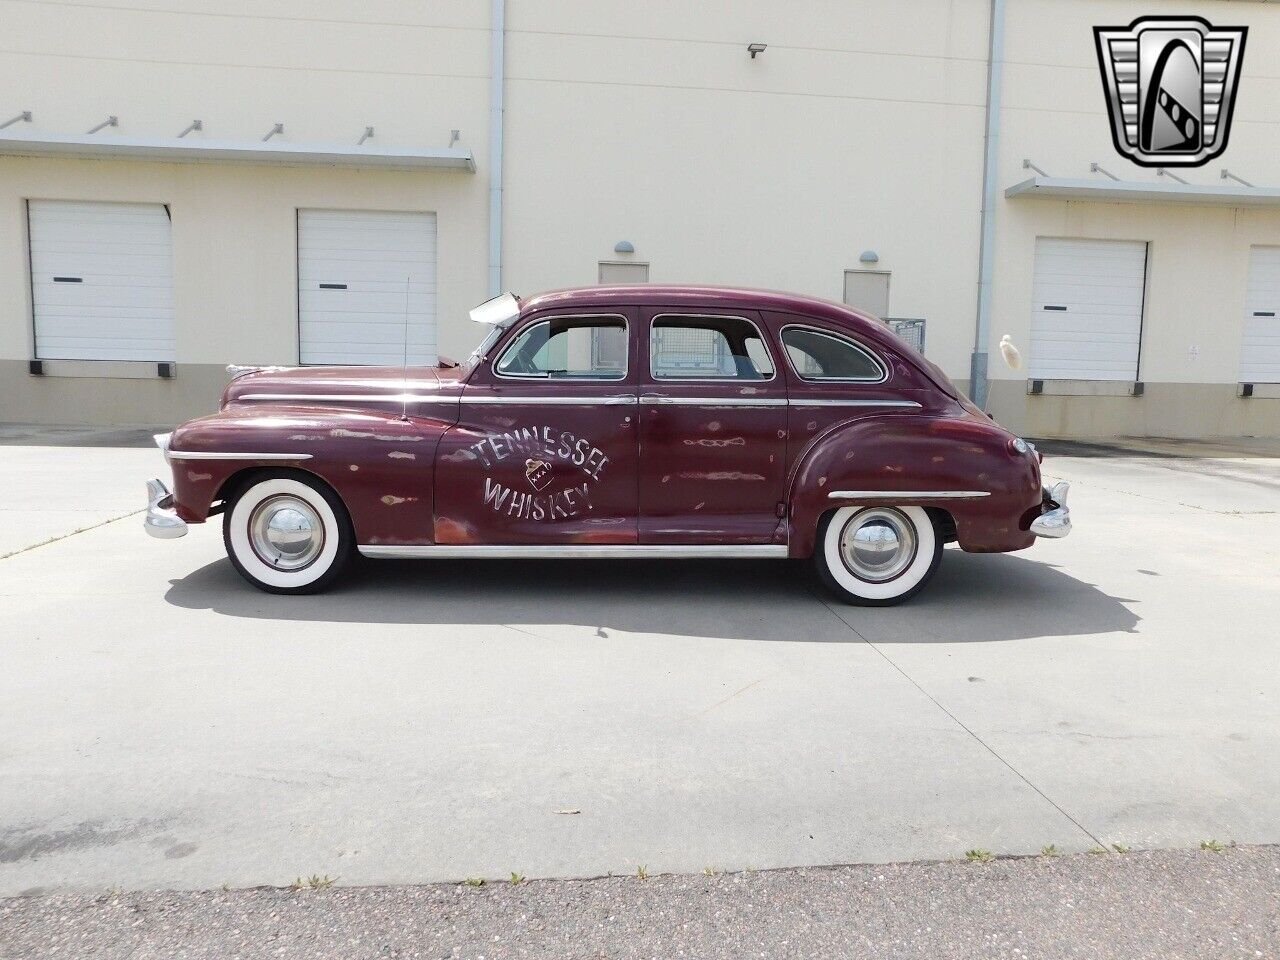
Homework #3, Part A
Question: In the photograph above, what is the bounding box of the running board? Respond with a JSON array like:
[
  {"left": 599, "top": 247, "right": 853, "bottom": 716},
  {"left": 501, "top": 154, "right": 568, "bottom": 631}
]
[{"left": 358, "top": 544, "right": 789, "bottom": 560}]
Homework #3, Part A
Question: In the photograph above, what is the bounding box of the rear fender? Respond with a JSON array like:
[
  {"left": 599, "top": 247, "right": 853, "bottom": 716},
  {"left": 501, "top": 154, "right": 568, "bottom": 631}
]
[{"left": 785, "top": 415, "right": 1041, "bottom": 557}]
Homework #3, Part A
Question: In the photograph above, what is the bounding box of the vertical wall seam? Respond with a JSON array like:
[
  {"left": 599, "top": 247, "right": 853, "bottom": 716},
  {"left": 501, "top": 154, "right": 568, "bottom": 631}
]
[
  {"left": 971, "top": 0, "right": 1006, "bottom": 408},
  {"left": 488, "top": 0, "right": 505, "bottom": 297}
]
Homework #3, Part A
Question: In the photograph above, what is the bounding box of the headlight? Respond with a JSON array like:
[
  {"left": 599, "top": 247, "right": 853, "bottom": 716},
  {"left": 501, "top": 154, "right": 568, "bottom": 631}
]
[{"left": 1009, "top": 437, "right": 1029, "bottom": 455}]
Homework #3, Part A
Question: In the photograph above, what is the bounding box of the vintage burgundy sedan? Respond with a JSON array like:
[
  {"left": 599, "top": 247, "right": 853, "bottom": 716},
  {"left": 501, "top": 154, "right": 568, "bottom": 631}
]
[{"left": 144, "top": 286, "right": 1070, "bottom": 605}]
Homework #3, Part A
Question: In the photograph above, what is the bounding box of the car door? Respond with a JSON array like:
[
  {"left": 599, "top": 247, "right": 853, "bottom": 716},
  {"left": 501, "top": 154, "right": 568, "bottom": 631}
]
[
  {"left": 433, "top": 309, "right": 640, "bottom": 545},
  {"left": 638, "top": 308, "right": 788, "bottom": 544}
]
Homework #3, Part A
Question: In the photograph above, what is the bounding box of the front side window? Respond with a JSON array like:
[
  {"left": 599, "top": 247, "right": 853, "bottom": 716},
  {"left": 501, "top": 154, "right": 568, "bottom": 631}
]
[
  {"left": 782, "top": 327, "right": 885, "bottom": 382},
  {"left": 495, "top": 315, "right": 627, "bottom": 379},
  {"left": 650, "top": 315, "right": 775, "bottom": 380}
]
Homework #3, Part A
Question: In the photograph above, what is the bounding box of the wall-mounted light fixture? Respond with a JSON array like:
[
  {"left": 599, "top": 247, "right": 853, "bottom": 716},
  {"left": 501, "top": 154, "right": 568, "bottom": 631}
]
[
  {"left": 747, "top": 42, "right": 767, "bottom": 59},
  {"left": 358, "top": 126, "right": 374, "bottom": 145},
  {"left": 859, "top": 250, "right": 879, "bottom": 264},
  {"left": 86, "top": 115, "right": 118, "bottom": 135},
  {"left": 262, "top": 122, "right": 284, "bottom": 142},
  {"left": 614, "top": 240, "right": 635, "bottom": 254},
  {"left": 449, "top": 129, "right": 461, "bottom": 147},
  {"left": 177, "top": 120, "right": 202, "bottom": 138},
  {"left": 1222, "top": 168, "right": 1255, "bottom": 188},
  {"left": 1, "top": 110, "right": 32, "bottom": 130}
]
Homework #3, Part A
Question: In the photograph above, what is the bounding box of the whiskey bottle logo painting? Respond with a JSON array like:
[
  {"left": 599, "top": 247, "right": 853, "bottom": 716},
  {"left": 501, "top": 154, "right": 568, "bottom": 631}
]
[{"left": 1094, "top": 17, "right": 1247, "bottom": 167}]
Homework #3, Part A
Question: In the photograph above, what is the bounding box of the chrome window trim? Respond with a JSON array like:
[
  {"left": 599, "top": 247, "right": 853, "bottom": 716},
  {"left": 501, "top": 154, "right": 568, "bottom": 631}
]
[
  {"left": 648, "top": 313, "right": 778, "bottom": 383},
  {"left": 359, "top": 543, "right": 788, "bottom": 560},
  {"left": 492, "top": 313, "right": 629, "bottom": 382},
  {"left": 169, "top": 451, "right": 315, "bottom": 461},
  {"left": 780, "top": 324, "right": 889, "bottom": 384},
  {"left": 826, "top": 490, "right": 990, "bottom": 500}
]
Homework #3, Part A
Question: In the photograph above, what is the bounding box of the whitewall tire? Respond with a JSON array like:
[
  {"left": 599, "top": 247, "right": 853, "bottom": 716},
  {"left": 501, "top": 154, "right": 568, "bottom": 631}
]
[
  {"left": 223, "top": 475, "right": 353, "bottom": 594},
  {"left": 815, "top": 505, "right": 942, "bottom": 606}
]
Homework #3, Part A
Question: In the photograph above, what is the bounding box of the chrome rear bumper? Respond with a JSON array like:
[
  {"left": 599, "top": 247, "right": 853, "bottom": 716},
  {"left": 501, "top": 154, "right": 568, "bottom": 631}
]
[
  {"left": 144, "top": 478, "right": 188, "bottom": 539},
  {"left": 1030, "top": 480, "right": 1071, "bottom": 538}
]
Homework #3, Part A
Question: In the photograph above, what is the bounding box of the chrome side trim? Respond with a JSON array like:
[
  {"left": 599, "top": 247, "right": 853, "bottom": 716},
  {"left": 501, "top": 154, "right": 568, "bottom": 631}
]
[
  {"left": 460, "top": 394, "right": 638, "bottom": 405},
  {"left": 359, "top": 544, "right": 789, "bottom": 560},
  {"left": 236, "top": 392, "right": 918, "bottom": 410},
  {"left": 239, "top": 393, "right": 450, "bottom": 403},
  {"left": 168, "top": 451, "right": 314, "bottom": 461},
  {"left": 641, "top": 394, "right": 786, "bottom": 407},
  {"left": 1030, "top": 480, "right": 1071, "bottom": 538},
  {"left": 827, "top": 490, "right": 991, "bottom": 500},
  {"left": 144, "top": 478, "right": 188, "bottom": 539},
  {"left": 789, "top": 398, "right": 921, "bottom": 408}
]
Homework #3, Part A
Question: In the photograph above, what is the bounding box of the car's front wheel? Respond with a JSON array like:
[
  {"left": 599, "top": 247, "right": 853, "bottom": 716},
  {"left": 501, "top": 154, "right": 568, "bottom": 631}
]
[
  {"left": 223, "top": 474, "right": 353, "bottom": 594},
  {"left": 815, "top": 505, "right": 942, "bottom": 606}
]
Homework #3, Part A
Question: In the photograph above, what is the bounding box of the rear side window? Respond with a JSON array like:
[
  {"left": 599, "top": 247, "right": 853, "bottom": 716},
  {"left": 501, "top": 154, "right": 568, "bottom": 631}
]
[
  {"left": 650, "top": 315, "right": 774, "bottom": 380},
  {"left": 782, "top": 327, "right": 885, "bottom": 382}
]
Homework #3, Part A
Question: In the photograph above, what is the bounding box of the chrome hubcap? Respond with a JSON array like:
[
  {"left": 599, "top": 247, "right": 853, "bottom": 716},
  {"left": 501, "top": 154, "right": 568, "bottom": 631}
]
[
  {"left": 839, "top": 508, "right": 918, "bottom": 583},
  {"left": 248, "top": 495, "right": 324, "bottom": 571}
]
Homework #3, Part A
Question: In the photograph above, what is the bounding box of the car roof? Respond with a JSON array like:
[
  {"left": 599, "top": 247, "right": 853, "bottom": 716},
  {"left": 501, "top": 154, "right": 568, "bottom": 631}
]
[{"left": 520, "top": 285, "right": 881, "bottom": 333}]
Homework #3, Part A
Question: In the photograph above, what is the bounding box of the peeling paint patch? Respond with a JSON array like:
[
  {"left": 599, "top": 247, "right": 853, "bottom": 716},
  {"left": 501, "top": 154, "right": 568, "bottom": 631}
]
[
  {"left": 679, "top": 471, "right": 767, "bottom": 482},
  {"left": 388, "top": 451, "right": 416, "bottom": 460},
  {"left": 349, "top": 464, "right": 359, "bottom": 471},
  {"left": 683, "top": 437, "right": 746, "bottom": 448},
  {"left": 380, "top": 494, "right": 420, "bottom": 506},
  {"left": 330, "top": 428, "right": 423, "bottom": 442},
  {"left": 187, "top": 471, "right": 212, "bottom": 482}
]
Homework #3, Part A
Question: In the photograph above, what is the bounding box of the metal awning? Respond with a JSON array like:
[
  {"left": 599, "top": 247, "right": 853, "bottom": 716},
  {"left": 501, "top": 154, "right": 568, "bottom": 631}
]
[
  {"left": 0, "top": 131, "right": 476, "bottom": 172},
  {"left": 1005, "top": 175, "right": 1280, "bottom": 207}
]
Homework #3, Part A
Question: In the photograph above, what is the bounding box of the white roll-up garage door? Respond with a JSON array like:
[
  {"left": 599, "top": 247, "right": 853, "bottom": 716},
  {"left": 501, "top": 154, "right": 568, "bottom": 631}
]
[
  {"left": 297, "top": 209, "right": 437, "bottom": 366},
  {"left": 1029, "top": 238, "right": 1148, "bottom": 381},
  {"left": 28, "top": 200, "right": 175, "bottom": 361},
  {"left": 1241, "top": 246, "right": 1280, "bottom": 384}
]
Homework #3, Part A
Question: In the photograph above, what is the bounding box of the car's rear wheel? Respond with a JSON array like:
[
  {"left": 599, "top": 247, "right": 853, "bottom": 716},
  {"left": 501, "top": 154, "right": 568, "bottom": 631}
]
[
  {"left": 815, "top": 505, "right": 942, "bottom": 606},
  {"left": 223, "top": 474, "right": 353, "bottom": 594}
]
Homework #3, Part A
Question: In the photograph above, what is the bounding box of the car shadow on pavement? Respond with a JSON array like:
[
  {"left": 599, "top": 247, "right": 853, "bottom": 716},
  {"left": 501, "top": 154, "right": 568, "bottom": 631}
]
[{"left": 164, "top": 548, "right": 1140, "bottom": 643}]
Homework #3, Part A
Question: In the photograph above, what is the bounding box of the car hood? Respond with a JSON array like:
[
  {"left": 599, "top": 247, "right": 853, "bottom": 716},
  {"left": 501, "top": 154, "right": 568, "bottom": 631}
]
[{"left": 221, "top": 364, "right": 466, "bottom": 410}]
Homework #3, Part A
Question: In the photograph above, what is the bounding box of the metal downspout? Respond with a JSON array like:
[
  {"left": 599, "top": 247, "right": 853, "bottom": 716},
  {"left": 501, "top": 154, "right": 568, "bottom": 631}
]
[
  {"left": 488, "top": 0, "right": 505, "bottom": 296},
  {"left": 970, "top": 0, "right": 1006, "bottom": 409}
]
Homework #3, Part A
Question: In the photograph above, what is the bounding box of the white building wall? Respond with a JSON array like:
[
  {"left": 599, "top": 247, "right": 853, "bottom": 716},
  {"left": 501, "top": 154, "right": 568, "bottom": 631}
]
[
  {"left": 0, "top": 0, "right": 1277, "bottom": 437},
  {"left": 987, "top": 0, "right": 1280, "bottom": 437}
]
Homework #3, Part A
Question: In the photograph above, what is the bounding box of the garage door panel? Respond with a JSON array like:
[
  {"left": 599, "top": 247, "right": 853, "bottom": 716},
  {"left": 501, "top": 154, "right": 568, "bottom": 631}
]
[
  {"left": 1030, "top": 238, "right": 1147, "bottom": 382},
  {"left": 1242, "top": 246, "right": 1280, "bottom": 382},
  {"left": 28, "top": 200, "right": 174, "bottom": 362},
  {"left": 297, "top": 209, "right": 437, "bottom": 367}
]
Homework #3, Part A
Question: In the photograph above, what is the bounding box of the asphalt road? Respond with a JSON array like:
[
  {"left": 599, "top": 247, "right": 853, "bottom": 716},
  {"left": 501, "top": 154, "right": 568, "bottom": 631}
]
[
  {"left": 2, "top": 846, "right": 1277, "bottom": 959},
  {"left": 1, "top": 427, "right": 1278, "bottom": 896}
]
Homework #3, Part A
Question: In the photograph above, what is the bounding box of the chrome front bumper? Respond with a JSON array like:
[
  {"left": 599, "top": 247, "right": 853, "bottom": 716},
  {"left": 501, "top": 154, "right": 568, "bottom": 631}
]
[
  {"left": 1030, "top": 480, "right": 1071, "bottom": 539},
  {"left": 144, "top": 478, "right": 188, "bottom": 539}
]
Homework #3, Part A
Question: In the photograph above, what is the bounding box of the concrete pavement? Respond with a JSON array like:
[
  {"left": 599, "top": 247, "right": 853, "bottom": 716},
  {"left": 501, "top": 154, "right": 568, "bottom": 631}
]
[{"left": 0, "top": 427, "right": 1277, "bottom": 895}]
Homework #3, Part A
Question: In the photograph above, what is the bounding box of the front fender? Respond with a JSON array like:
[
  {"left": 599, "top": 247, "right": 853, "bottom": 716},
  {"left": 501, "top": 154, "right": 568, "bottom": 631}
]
[
  {"left": 168, "top": 405, "right": 449, "bottom": 546},
  {"left": 785, "top": 415, "right": 1042, "bottom": 557}
]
